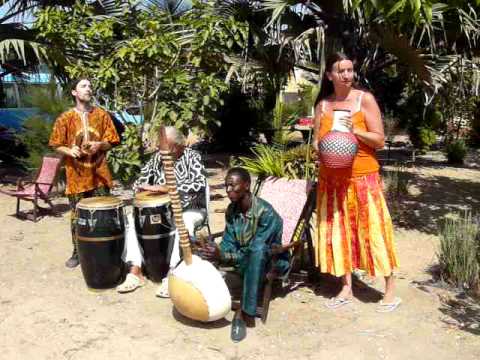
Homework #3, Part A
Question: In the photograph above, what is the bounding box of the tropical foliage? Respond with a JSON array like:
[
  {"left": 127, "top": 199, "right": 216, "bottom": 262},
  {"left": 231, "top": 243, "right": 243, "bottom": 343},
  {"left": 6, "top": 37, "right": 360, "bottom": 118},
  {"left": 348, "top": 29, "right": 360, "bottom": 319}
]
[
  {"left": 34, "top": 1, "right": 247, "bottom": 132},
  {"left": 235, "top": 143, "right": 316, "bottom": 180},
  {"left": 15, "top": 82, "right": 70, "bottom": 168}
]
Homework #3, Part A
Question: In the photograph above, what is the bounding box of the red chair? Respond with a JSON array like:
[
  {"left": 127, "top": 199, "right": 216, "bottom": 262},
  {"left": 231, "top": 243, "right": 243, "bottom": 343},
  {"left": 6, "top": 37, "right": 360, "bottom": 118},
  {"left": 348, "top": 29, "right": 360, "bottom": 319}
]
[{"left": 0, "top": 154, "right": 63, "bottom": 222}]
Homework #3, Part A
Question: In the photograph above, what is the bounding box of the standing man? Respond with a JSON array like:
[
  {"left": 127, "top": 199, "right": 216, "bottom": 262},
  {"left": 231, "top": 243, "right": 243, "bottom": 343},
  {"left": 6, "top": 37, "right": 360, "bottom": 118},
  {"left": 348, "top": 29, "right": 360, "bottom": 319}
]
[{"left": 49, "top": 78, "right": 120, "bottom": 268}]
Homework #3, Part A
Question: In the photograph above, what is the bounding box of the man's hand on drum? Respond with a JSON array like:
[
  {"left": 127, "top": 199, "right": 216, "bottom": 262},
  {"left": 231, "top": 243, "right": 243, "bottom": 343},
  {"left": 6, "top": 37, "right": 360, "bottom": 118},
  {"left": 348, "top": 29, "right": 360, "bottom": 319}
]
[
  {"left": 69, "top": 145, "right": 83, "bottom": 158},
  {"left": 137, "top": 184, "right": 169, "bottom": 193},
  {"left": 82, "top": 141, "right": 106, "bottom": 155}
]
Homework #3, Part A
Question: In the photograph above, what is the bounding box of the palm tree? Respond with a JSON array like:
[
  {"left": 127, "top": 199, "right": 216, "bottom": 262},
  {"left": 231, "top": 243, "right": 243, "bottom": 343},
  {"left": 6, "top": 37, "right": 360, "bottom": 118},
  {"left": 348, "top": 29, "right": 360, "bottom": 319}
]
[{"left": 257, "top": 0, "right": 480, "bottom": 101}]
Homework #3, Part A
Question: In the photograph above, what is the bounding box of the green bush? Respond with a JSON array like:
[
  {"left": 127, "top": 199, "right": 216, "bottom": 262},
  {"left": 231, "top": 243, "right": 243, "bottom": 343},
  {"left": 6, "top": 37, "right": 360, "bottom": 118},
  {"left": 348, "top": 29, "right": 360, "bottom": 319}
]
[
  {"left": 445, "top": 139, "right": 468, "bottom": 164},
  {"left": 236, "top": 144, "right": 316, "bottom": 180},
  {"left": 17, "top": 116, "right": 53, "bottom": 169},
  {"left": 107, "top": 124, "right": 147, "bottom": 186},
  {"left": 409, "top": 126, "right": 437, "bottom": 152},
  {"left": 438, "top": 211, "right": 480, "bottom": 291},
  {"left": 383, "top": 164, "right": 409, "bottom": 198},
  {"left": 15, "top": 83, "right": 71, "bottom": 169}
]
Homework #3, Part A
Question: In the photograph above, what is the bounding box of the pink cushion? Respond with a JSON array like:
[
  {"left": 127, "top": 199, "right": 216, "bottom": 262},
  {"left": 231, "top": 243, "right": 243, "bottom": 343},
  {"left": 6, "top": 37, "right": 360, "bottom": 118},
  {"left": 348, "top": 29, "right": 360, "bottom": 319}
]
[{"left": 258, "top": 177, "right": 310, "bottom": 246}]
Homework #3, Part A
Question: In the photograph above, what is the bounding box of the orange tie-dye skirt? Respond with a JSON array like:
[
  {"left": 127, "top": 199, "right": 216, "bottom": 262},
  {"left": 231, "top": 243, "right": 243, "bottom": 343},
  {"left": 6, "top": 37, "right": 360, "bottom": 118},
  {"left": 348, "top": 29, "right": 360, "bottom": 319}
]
[{"left": 315, "top": 172, "right": 398, "bottom": 277}]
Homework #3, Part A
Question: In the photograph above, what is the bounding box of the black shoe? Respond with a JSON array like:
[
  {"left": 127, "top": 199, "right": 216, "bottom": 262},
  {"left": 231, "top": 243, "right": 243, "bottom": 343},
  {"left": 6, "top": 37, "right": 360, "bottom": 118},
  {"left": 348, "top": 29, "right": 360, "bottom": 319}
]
[
  {"left": 230, "top": 318, "right": 247, "bottom": 343},
  {"left": 65, "top": 253, "right": 79, "bottom": 268}
]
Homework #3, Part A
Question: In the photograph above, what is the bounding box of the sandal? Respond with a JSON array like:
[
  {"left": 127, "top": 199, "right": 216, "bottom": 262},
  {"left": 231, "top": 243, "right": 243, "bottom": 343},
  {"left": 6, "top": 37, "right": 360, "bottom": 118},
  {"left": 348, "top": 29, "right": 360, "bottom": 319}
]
[
  {"left": 230, "top": 318, "right": 247, "bottom": 343},
  {"left": 116, "top": 273, "right": 144, "bottom": 293},
  {"left": 155, "top": 277, "right": 170, "bottom": 298},
  {"left": 376, "top": 297, "right": 402, "bottom": 313},
  {"left": 325, "top": 297, "right": 353, "bottom": 309}
]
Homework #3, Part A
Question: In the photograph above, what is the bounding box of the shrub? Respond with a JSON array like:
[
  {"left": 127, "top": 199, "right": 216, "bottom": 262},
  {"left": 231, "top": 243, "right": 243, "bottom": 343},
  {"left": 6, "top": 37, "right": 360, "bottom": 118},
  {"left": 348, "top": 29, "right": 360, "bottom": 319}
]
[
  {"left": 236, "top": 144, "right": 316, "bottom": 180},
  {"left": 382, "top": 164, "right": 409, "bottom": 219},
  {"left": 438, "top": 211, "right": 480, "bottom": 291},
  {"left": 16, "top": 116, "right": 53, "bottom": 169},
  {"left": 383, "top": 164, "right": 409, "bottom": 198},
  {"left": 409, "top": 126, "right": 437, "bottom": 153},
  {"left": 107, "top": 124, "right": 147, "bottom": 186},
  {"left": 445, "top": 139, "right": 468, "bottom": 164}
]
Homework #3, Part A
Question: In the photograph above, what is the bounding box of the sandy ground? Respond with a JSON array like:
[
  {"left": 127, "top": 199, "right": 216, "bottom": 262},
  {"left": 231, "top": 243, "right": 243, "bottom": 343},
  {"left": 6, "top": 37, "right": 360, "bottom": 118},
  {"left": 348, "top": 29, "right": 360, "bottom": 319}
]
[{"left": 0, "top": 153, "right": 479, "bottom": 360}]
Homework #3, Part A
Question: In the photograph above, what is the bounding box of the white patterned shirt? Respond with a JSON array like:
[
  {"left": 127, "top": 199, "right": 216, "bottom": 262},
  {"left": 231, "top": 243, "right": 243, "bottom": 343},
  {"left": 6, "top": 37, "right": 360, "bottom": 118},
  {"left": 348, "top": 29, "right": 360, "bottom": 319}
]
[{"left": 133, "top": 148, "right": 206, "bottom": 210}]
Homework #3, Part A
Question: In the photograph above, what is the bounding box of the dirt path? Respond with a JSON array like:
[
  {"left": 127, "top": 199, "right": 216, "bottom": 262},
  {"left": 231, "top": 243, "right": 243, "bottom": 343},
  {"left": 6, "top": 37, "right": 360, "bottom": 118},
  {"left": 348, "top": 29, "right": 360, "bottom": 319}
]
[{"left": 0, "top": 160, "right": 479, "bottom": 359}]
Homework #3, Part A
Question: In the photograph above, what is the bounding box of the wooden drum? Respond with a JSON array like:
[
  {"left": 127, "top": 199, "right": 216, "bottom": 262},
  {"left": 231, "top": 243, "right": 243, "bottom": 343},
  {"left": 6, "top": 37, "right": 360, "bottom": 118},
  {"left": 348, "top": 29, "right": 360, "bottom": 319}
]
[
  {"left": 76, "top": 196, "right": 125, "bottom": 289},
  {"left": 134, "top": 191, "right": 176, "bottom": 282}
]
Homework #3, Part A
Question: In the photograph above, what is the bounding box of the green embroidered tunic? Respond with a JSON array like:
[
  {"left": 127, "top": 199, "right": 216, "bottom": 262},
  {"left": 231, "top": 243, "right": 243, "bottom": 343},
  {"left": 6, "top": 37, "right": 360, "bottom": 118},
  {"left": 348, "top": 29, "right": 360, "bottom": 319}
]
[{"left": 219, "top": 195, "right": 289, "bottom": 316}]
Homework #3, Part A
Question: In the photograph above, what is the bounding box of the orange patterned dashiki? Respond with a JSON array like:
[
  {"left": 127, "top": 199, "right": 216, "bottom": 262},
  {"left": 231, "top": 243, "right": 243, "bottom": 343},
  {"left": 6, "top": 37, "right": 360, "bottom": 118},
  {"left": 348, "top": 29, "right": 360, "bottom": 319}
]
[{"left": 49, "top": 107, "right": 120, "bottom": 195}]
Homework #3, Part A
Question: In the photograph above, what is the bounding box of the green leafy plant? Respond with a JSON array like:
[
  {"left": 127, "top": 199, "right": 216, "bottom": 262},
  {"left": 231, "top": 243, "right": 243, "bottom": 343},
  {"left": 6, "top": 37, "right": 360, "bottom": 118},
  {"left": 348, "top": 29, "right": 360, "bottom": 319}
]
[
  {"left": 409, "top": 126, "right": 437, "bottom": 153},
  {"left": 236, "top": 144, "right": 316, "bottom": 180},
  {"left": 382, "top": 163, "right": 410, "bottom": 219},
  {"left": 15, "top": 83, "right": 70, "bottom": 169},
  {"left": 107, "top": 124, "right": 146, "bottom": 186},
  {"left": 438, "top": 211, "right": 480, "bottom": 291},
  {"left": 445, "top": 139, "right": 468, "bottom": 165},
  {"left": 35, "top": 1, "right": 247, "bottom": 136},
  {"left": 237, "top": 144, "right": 286, "bottom": 178},
  {"left": 17, "top": 116, "right": 53, "bottom": 169}
]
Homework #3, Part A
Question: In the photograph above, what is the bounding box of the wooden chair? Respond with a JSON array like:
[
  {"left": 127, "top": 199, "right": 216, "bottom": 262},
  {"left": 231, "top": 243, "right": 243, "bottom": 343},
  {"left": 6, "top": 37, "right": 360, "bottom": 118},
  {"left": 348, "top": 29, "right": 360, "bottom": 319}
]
[
  {"left": 0, "top": 154, "right": 63, "bottom": 222},
  {"left": 210, "top": 176, "right": 317, "bottom": 323},
  {"left": 193, "top": 181, "right": 212, "bottom": 237}
]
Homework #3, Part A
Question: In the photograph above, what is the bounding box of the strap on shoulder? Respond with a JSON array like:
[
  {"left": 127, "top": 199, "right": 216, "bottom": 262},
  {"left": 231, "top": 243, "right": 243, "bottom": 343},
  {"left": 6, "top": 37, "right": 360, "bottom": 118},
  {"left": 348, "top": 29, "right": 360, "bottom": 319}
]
[{"left": 356, "top": 91, "right": 364, "bottom": 112}]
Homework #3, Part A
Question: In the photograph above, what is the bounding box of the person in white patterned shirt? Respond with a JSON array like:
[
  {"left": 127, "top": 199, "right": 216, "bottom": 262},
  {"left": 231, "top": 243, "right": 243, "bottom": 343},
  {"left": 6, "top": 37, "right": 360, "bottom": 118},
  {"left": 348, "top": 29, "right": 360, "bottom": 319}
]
[{"left": 117, "top": 126, "right": 207, "bottom": 297}]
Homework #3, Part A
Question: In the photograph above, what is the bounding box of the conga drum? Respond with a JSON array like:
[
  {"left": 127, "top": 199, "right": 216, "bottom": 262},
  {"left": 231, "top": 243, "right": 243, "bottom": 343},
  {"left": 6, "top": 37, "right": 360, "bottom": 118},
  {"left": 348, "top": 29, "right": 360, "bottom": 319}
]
[
  {"left": 76, "top": 196, "right": 125, "bottom": 289},
  {"left": 134, "top": 191, "right": 176, "bottom": 282}
]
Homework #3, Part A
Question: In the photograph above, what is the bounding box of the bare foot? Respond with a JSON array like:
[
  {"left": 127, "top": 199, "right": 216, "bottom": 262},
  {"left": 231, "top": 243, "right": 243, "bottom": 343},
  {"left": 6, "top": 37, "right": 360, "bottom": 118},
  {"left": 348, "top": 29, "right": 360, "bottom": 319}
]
[{"left": 335, "top": 285, "right": 353, "bottom": 300}]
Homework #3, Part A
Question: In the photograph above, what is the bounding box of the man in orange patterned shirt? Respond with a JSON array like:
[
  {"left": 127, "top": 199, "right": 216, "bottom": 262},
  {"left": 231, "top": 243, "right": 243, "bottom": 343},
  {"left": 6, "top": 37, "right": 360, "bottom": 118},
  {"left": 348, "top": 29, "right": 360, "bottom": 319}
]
[{"left": 49, "top": 78, "right": 120, "bottom": 268}]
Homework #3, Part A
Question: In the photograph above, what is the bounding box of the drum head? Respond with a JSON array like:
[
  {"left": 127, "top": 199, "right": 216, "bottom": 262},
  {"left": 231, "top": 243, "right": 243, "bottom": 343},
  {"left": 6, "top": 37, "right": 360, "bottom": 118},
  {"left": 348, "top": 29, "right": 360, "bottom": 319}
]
[
  {"left": 77, "top": 196, "right": 123, "bottom": 210},
  {"left": 134, "top": 191, "right": 170, "bottom": 207}
]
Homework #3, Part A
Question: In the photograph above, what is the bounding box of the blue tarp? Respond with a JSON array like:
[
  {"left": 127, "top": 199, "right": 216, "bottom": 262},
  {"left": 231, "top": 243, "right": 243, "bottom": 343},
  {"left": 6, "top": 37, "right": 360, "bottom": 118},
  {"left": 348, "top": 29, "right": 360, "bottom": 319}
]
[
  {"left": 0, "top": 108, "right": 142, "bottom": 131},
  {"left": 0, "top": 108, "right": 46, "bottom": 130}
]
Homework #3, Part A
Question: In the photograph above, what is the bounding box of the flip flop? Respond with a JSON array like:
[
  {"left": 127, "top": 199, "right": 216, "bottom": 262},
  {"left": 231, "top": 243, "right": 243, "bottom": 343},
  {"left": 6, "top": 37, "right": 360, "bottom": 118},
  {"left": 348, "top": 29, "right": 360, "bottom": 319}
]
[
  {"left": 116, "top": 273, "right": 144, "bottom": 293},
  {"left": 376, "top": 297, "right": 402, "bottom": 313},
  {"left": 325, "top": 297, "right": 353, "bottom": 309},
  {"left": 230, "top": 318, "right": 247, "bottom": 343},
  {"left": 155, "top": 278, "right": 170, "bottom": 298}
]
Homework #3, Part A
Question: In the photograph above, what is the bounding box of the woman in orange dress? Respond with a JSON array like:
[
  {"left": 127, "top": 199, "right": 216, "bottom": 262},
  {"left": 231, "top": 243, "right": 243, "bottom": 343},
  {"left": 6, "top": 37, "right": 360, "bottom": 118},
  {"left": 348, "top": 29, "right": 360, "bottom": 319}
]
[{"left": 313, "top": 53, "right": 400, "bottom": 312}]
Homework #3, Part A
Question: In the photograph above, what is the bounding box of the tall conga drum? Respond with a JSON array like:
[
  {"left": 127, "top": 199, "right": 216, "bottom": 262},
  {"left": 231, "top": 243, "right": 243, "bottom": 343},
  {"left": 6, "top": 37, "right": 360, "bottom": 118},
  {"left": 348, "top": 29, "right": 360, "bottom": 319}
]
[
  {"left": 134, "top": 191, "right": 176, "bottom": 282},
  {"left": 76, "top": 196, "right": 125, "bottom": 289}
]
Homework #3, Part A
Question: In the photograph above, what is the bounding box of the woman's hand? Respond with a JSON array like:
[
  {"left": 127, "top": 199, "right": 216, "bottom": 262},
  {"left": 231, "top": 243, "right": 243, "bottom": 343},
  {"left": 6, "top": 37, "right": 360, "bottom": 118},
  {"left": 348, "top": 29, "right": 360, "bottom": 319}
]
[{"left": 338, "top": 115, "right": 353, "bottom": 131}]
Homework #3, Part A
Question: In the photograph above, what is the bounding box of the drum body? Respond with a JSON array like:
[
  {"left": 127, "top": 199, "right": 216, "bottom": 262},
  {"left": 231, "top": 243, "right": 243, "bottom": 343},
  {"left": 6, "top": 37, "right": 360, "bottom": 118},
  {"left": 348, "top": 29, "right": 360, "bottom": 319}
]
[
  {"left": 134, "top": 192, "right": 175, "bottom": 282},
  {"left": 76, "top": 196, "right": 125, "bottom": 289}
]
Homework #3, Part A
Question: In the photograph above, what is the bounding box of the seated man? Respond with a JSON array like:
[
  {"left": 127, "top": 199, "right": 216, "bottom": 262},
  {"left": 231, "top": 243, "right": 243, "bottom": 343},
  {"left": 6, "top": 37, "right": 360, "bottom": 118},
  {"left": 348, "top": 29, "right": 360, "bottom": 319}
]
[
  {"left": 200, "top": 167, "right": 289, "bottom": 342},
  {"left": 117, "top": 126, "right": 207, "bottom": 297}
]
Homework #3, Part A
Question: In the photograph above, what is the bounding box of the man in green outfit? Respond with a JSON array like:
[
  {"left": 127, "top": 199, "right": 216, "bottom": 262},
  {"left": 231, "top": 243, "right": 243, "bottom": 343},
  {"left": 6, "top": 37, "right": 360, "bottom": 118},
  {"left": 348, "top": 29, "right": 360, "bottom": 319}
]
[{"left": 201, "top": 167, "right": 289, "bottom": 342}]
